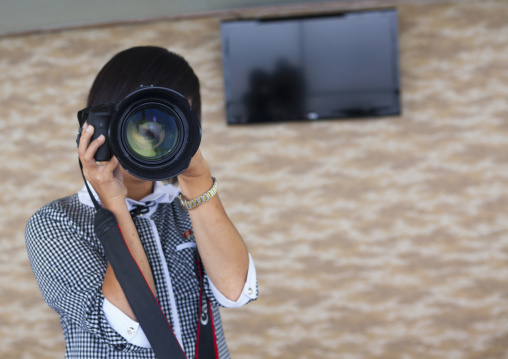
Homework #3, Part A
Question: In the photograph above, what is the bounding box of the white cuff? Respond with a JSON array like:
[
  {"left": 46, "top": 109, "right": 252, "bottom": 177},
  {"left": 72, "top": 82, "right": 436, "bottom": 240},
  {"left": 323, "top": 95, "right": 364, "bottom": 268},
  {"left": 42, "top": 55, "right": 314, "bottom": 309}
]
[
  {"left": 103, "top": 297, "right": 151, "bottom": 348},
  {"left": 207, "top": 253, "right": 258, "bottom": 308}
]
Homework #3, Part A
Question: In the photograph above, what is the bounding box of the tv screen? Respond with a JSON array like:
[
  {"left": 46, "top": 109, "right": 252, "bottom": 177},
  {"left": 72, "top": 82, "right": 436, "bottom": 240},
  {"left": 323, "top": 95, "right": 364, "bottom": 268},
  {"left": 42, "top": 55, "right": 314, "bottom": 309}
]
[{"left": 220, "top": 9, "right": 400, "bottom": 124}]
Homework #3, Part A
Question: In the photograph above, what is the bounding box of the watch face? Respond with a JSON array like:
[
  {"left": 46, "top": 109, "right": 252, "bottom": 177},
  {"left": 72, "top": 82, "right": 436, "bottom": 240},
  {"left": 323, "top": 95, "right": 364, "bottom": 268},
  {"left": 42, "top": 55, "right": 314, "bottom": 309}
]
[{"left": 178, "top": 195, "right": 189, "bottom": 209}]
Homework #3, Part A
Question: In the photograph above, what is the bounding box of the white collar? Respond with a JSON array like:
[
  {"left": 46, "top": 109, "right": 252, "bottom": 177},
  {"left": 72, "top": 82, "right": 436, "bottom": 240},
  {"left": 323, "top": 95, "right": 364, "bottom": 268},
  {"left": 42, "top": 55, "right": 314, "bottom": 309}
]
[{"left": 78, "top": 181, "right": 180, "bottom": 214}]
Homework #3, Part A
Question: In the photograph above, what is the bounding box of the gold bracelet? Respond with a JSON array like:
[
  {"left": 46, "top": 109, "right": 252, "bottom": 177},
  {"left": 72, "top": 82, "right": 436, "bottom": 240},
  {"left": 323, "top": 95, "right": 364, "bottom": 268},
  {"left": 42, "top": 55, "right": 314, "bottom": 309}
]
[{"left": 178, "top": 177, "right": 218, "bottom": 210}]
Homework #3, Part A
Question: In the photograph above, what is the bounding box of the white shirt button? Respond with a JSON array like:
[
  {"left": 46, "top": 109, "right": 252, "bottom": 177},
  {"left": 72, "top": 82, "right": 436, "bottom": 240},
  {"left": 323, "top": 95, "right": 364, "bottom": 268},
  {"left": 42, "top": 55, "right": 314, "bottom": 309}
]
[
  {"left": 127, "top": 327, "right": 136, "bottom": 335},
  {"left": 248, "top": 288, "right": 253, "bottom": 296}
]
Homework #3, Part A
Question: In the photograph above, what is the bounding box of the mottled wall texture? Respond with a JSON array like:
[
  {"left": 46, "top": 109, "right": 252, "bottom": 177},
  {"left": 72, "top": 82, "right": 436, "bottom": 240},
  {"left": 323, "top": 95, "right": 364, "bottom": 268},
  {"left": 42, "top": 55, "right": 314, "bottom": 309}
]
[{"left": 1, "top": 1, "right": 508, "bottom": 358}]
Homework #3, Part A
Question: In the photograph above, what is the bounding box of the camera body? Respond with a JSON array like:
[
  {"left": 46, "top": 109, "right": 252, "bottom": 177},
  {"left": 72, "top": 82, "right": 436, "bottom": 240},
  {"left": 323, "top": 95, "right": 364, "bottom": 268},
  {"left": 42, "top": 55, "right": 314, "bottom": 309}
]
[{"left": 77, "top": 86, "right": 201, "bottom": 181}]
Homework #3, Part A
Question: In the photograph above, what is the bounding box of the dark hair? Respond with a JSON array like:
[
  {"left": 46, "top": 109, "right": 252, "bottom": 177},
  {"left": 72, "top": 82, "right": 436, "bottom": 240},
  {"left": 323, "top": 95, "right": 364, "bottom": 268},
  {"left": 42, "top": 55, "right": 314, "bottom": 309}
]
[{"left": 87, "top": 46, "right": 201, "bottom": 120}]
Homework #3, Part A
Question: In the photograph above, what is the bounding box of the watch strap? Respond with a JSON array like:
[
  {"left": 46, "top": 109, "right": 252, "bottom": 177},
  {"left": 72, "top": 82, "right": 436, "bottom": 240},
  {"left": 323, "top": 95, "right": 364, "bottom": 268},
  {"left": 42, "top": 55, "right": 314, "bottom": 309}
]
[{"left": 178, "top": 177, "right": 218, "bottom": 210}]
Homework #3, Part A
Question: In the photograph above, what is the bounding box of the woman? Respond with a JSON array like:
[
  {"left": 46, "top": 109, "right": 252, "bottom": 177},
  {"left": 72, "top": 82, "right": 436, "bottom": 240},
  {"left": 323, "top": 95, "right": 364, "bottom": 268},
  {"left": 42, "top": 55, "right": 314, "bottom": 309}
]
[{"left": 25, "top": 46, "right": 258, "bottom": 358}]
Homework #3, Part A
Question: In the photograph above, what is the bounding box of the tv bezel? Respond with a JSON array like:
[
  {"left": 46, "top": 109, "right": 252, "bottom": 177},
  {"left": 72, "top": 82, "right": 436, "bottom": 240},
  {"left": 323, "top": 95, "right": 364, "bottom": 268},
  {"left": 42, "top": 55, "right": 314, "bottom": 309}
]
[{"left": 220, "top": 9, "right": 401, "bottom": 125}]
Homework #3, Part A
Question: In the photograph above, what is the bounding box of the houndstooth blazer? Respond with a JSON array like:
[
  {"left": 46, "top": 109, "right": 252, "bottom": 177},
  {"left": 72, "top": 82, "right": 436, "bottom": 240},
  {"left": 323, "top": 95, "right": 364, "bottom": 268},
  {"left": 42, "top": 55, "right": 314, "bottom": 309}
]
[{"left": 25, "top": 182, "right": 258, "bottom": 358}]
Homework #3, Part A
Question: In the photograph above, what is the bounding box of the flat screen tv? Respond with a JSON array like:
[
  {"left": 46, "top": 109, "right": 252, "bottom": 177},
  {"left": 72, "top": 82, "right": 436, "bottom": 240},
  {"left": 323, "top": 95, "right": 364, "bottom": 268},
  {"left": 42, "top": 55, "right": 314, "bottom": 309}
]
[{"left": 220, "top": 9, "right": 400, "bottom": 124}]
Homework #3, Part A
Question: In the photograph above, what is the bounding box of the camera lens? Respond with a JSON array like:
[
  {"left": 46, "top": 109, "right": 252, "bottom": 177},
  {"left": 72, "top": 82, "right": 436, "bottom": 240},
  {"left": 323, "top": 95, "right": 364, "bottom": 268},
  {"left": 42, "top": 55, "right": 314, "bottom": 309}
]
[
  {"left": 107, "top": 86, "right": 201, "bottom": 181},
  {"left": 125, "top": 107, "right": 180, "bottom": 161}
]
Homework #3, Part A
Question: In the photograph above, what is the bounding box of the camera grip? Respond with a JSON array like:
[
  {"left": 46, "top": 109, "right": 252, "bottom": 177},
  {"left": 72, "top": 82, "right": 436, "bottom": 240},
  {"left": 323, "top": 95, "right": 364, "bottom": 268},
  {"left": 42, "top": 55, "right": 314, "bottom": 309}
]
[
  {"left": 89, "top": 120, "right": 111, "bottom": 162},
  {"left": 91, "top": 132, "right": 111, "bottom": 162}
]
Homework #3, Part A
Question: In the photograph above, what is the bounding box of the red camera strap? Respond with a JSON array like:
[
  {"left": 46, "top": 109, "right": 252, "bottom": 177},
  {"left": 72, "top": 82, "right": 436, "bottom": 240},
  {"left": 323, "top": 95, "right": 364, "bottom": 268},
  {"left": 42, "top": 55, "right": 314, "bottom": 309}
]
[{"left": 195, "top": 255, "right": 219, "bottom": 359}]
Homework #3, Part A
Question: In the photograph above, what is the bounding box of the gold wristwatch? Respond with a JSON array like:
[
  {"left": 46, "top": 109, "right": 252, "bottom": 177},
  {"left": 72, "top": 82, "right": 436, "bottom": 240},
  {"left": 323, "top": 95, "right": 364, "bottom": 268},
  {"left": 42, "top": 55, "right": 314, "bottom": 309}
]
[{"left": 178, "top": 177, "right": 218, "bottom": 210}]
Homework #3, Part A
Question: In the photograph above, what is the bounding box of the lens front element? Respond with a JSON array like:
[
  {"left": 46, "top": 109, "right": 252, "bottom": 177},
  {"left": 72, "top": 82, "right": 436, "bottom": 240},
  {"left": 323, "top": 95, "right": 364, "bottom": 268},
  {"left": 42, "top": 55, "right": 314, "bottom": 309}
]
[{"left": 125, "top": 108, "right": 179, "bottom": 161}]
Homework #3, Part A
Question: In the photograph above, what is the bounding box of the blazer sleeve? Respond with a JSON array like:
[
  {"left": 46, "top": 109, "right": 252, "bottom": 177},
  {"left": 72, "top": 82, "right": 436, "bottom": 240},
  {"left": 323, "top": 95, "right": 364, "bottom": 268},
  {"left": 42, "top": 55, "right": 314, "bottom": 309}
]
[{"left": 25, "top": 205, "right": 143, "bottom": 351}]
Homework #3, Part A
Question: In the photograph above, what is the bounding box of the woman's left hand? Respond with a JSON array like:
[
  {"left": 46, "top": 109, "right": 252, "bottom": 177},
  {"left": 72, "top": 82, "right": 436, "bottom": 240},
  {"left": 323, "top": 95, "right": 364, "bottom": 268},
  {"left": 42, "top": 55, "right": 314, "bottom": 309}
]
[
  {"left": 177, "top": 148, "right": 215, "bottom": 199},
  {"left": 178, "top": 148, "right": 210, "bottom": 181},
  {"left": 177, "top": 148, "right": 249, "bottom": 301}
]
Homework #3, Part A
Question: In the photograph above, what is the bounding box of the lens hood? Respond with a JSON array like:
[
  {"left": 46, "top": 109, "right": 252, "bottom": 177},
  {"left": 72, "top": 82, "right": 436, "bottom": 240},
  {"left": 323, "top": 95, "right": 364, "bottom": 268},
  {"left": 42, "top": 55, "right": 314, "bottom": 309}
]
[{"left": 109, "top": 86, "right": 201, "bottom": 181}]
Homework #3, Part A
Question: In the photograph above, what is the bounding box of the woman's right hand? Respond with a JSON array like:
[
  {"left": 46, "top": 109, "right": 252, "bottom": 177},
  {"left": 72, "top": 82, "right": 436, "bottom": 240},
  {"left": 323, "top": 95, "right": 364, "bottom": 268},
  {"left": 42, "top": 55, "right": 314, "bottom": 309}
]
[{"left": 77, "top": 122, "right": 127, "bottom": 209}]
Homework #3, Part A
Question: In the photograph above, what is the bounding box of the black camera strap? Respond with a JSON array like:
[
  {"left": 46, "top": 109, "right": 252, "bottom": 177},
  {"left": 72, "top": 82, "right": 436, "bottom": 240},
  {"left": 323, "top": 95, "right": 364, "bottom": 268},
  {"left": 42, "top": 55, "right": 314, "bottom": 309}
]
[
  {"left": 195, "top": 254, "right": 219, "bottom": 358},
  {"left": 78, "top": 160, "right": 218, "bottom": 359}
]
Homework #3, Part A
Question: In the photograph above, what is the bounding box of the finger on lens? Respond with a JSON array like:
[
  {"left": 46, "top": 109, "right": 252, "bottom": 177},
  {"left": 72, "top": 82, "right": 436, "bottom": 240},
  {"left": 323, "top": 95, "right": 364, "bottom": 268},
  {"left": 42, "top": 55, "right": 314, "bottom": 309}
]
[{"left": 105, "top": 156, "right": 119, "bottom": 172}]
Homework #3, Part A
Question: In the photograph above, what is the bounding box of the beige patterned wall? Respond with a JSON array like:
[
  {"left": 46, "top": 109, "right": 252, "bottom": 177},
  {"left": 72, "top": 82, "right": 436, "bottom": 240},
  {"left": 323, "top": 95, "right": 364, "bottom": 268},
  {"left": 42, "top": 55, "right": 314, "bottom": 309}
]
[{"left": 1, "top": 1, "right": 508, "bottom": 358}]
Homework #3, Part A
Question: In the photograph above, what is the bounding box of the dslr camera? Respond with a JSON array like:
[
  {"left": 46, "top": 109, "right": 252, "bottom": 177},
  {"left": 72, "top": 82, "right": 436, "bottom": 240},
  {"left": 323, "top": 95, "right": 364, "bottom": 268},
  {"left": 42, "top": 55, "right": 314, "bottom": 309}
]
[{"left": 77, "top": 86, "right": 201, "bottom": 181}]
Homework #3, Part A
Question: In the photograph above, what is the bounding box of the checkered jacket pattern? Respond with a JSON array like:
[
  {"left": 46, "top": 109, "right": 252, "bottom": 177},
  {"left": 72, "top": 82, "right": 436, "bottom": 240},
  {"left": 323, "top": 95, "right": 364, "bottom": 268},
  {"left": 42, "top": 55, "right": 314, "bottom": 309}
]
[{"left": 25, "top": 193, "right": 242, "bottom": 358}]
